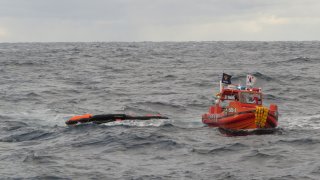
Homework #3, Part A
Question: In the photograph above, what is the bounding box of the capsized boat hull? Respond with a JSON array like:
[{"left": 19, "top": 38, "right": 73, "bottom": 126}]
[{"left": 66, "top": 114, "right": 169, "bottom": 125}]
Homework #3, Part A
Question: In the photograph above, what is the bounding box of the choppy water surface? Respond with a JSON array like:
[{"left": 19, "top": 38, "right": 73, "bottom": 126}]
[{"left": 0, "top": 42, "right": 320, "bottom": 179}]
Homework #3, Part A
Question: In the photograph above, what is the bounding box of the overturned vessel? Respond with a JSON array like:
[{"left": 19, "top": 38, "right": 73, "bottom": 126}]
[
  {"left": 202, "top": 74, "right": 278, "bottom": 132},
  {"left": 66, "top": 113, "right": 169, "bottom": 125}
]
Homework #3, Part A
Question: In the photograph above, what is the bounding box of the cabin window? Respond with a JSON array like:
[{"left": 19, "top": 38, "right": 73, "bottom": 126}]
[
  {"left": 224, "top": 95, "right": 236, "bottom": 100},
  {"left": 240, "top": 92, "right": 262, "bottom": 105}
]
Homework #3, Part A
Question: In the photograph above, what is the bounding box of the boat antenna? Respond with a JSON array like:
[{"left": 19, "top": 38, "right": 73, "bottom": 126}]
[{"left": 219, "top": 71, "right": 223, "bottom": 93}]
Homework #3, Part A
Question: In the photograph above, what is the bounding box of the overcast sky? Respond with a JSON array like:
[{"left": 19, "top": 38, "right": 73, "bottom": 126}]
[{"left": 0, "top": 0, "right": 320, "bottom": 42}]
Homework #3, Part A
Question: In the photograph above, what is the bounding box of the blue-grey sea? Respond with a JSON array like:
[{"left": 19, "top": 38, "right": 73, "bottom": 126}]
[{"left": 0, "top": 42, "right": 320, "bottom": 179}]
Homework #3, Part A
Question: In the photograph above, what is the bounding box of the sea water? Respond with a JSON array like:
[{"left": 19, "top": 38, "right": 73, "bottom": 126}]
[{"left": 0, "top": 42, "right": 320, "bottom": 179}]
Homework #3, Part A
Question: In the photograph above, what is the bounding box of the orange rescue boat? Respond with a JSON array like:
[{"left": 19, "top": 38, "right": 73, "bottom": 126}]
[{"left": 202, "top": 74, "right": 278, "bottom": 132}]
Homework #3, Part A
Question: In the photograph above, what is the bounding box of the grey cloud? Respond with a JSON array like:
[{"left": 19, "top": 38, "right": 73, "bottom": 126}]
[
  {"left": 0, "top": 0, "right": 126, "bottom": 20},
  {"left": 1, "top": 0, "right": 320, "bottom": 41}
]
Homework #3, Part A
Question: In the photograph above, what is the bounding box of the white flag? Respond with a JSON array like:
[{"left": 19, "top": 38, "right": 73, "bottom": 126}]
[{"left": 246, "top": 74, "right": 256, "bottom": 87}]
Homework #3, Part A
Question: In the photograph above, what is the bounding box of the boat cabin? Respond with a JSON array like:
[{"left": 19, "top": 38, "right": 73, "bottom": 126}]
[
  {"left": 209, "top": 85, "right": 263, "bottom": 114},
  {"left": 219, "top": 88, "right": 262, "bottom": 105}
]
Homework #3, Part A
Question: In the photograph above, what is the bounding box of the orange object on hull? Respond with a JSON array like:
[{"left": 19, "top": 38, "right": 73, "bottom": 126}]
[{"left": 68, "top": 114, "right": 93, "bottom": 122}]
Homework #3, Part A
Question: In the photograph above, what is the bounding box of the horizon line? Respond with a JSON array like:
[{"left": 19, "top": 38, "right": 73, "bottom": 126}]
[{"left": 1, "top": 40, "right": 319, "bottom": 44}]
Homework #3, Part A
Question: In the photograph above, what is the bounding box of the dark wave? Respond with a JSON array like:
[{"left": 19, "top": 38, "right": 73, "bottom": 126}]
[
  {"left": 0, "top": 120, "right": 28, "bottom": 131},
  {"left": 66, "top": 125, "right": 185, "bottom": 153},
  {"left": 311, "top": 166, "right": 320, "bottom": 175},
  {"left": 123, "top": 139, "right": 183, "bottom": 151},
  {"left": 163, "top": 74, "right": 177, "bottom": 79},
  {"left": 275, "top": 138, "right": 320, "bottom": 146},
  {"left": 218, "top": 127, "right": 282, "bottom": 136},
  {"left": 25, "top": 176, "right": 70, "bottom": 180},
  {"left": 283, "top": 57, "right": 320, "bottom": 64},
  {"left": 252, "top": 72, "right": 275, "bottom": 81},
  {"left": 240, "top": 149, "right": 286, "bottom": 163},
  {"left": 23, "top": 150, "right": 59, "bottom": 164},
  {"left": 191, "top": 142, "right": 249, "bottom": 155},
  {"left": 1, "top": 129, "right": 53, "bottom": 142}
]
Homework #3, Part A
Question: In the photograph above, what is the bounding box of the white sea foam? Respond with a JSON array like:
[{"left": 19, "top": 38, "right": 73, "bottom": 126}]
[{"left": 281, "top": 114, "right": 320, "bottom": 129}]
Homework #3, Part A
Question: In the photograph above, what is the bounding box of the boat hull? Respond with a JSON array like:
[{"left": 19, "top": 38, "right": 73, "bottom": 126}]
[{"left": 202, "top": 110, "right": 278, "bottom": 130}]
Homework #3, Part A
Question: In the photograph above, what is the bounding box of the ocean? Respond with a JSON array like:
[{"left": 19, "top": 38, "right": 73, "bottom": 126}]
[{"left": 0, "top": 42, "right": 320, "bottom": 179}]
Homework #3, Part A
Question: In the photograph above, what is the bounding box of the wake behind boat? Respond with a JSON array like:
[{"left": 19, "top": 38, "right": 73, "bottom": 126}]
[{"left": 202, "top": 74, "right": 279, "bottom": 135}]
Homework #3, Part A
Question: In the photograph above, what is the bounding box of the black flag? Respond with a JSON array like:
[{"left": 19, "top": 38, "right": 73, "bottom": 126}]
[{"left": 221, "top": 73, "right": 232, "bottom": 84}]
